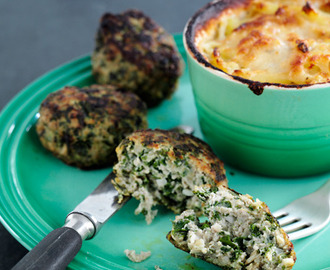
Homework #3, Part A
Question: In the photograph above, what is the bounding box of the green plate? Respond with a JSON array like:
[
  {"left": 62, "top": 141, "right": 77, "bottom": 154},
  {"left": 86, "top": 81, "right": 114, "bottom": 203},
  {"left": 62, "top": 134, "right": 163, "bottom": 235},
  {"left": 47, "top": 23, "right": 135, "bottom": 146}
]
[{"left": 0, "top": 35, "right": 329, "bottom": 270}]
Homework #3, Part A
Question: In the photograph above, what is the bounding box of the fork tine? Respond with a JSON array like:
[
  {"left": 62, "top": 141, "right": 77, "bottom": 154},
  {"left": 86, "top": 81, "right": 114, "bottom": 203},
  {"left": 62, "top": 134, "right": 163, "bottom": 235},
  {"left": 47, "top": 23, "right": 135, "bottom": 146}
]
[
  {"left": 272, "top": 179, "right": 330, "bottom": 240},
  {"left": 287, "top": 226, "right": 318, "bottom": 241},
  {"left": 276, "top": 214, "right": 300, "bottom": 226},
  {"left": 272, "top": 209, "right": 288, "bottom": 219},
  {"left": 282, "top": 221, "right": 312, "bottom": 234}
]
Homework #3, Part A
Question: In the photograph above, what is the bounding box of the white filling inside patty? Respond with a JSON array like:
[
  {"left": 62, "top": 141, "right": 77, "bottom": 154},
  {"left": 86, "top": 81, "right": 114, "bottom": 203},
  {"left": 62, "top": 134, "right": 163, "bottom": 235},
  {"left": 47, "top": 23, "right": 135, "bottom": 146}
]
[
  {"left": 113, "top": 141, "right": 218, "bottom": 224},
  {"left": 170, "top": 186, "right": 295, "bottom": 270}
]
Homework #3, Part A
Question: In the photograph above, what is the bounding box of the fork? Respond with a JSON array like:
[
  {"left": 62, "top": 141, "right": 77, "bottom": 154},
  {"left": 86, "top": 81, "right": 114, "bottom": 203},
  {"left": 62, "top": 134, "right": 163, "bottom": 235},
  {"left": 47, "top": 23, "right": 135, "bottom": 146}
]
[{"left": 273, "top": 179, "right": 330, "bottom": 241}]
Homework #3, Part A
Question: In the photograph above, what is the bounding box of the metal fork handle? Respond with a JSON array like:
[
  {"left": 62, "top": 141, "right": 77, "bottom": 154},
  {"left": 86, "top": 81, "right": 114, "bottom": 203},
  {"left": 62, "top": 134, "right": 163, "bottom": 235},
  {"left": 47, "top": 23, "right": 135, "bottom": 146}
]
[
  {"left": 274, "top": 179, "right": 330, "bottom": 218},
  {"left": 317, "top": 179, "right": 330, "bottom": 197}
]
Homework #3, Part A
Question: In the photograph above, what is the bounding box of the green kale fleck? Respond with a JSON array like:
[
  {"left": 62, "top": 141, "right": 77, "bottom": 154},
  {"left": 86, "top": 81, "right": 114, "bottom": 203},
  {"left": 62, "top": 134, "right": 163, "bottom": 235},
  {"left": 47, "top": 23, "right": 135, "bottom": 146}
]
[
  {"left": 134, "top": 166, "right": 143, "bottom": 173},
  {"left": 158, "top": 149, "right": 168, "bottom": 156},
  {"left": 230, "top": 249, "right": 242, "bottom": 262},
  {"left": 152, "top": 159, "right": 162, "bottom": 168},
  {"left": 142, "top": 177, "right": 149, "bottom": 185},
  {"left": 174, "top": 159, "right": 183, "bottom": 167},
  {"left": 163, "top": 183, "right": 174, "bottom": 196},
  {"left": 185, "top": 215, "right": 197, "bottom": 222},
  {"left": 250, "top": 224, "right": 262, "bottom": 237},
  {"left": 200, "top": 220, "right": 211, "bottom": 229},
  {"left": 219, "top": 235, "right": 237, "bottom": 249},
  {"left": 221, "top": 246, "right": 232, "bottom": 252},
  {"left": 173, "top": 220, "right": 190, "bottom": 234},
  {"left": 138, "top": 149, "right": 145, "bottom": 158},
  {"left": 265, "top": 212, "right": 275, "bottom": 223},
  {"left": 194, "top": 190, "right": 210, "bottom": 202},
  {"left": 182, "top": 170, "right": 188, "bottom": 177},
  {"left": 213, "top": 211, "right": 222, "bottom": 220},
  {"left": 270, "top": 224, "right": 277, "bottom": 231},
  {"left": 234, "top": 237, "right": 247, "bottom": 250},
  {"left": 213, "top": 198, "right": 232, "bottom": 208},
  {"left": 210, "top": 186, "right": 219, "bottom": 193},
  {"left": 220, "top": 198, "right": 232, "bottom": 208}
]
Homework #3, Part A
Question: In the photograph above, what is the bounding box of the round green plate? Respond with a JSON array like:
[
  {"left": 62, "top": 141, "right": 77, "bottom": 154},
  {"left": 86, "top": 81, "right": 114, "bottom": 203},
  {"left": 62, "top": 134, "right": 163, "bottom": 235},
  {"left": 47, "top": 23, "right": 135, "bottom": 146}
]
[{"left": 0, "top": 35, "right": 329, "bottom": 270}]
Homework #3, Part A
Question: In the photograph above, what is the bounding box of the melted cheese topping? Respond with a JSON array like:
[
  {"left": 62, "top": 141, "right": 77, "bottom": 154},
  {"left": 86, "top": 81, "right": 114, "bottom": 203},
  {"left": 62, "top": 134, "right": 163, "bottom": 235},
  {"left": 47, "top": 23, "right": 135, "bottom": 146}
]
[{"left": 195, "top": 0, "right": 330, "bottom": 85}]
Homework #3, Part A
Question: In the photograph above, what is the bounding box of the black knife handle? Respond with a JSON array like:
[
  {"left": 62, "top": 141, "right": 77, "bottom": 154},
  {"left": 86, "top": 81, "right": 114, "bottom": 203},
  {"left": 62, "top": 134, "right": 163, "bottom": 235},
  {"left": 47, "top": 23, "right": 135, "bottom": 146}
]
[{"left": 12, "top": 227, "right": 82, "bottom": 270}]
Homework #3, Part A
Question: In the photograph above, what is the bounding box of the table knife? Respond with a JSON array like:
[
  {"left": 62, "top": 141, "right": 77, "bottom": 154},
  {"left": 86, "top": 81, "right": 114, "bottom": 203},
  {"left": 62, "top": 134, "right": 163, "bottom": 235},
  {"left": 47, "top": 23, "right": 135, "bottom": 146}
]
[
  {"left": 12, "top": 125, "right": 194, "bottom": 270},
  {"left": 12, "top": 172, "right": 129, "bottom": 270}
]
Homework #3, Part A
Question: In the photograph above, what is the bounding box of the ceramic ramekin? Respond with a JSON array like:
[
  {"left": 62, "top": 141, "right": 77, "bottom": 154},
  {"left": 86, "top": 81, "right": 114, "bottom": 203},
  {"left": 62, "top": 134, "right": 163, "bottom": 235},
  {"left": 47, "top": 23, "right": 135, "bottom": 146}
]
[{"left": 184, "top": 0, "right": 330, "bottom": 177}]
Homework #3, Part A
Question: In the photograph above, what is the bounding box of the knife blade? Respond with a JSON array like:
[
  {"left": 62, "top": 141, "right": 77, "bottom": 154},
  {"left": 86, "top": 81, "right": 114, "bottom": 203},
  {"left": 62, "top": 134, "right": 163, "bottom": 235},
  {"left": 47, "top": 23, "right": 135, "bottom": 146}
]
[
  {"left": 12, "top": 172, "right": 129, "bottom": 270},
  {"left": 65, "top": 172, "right": 130, "bottom": 240}
]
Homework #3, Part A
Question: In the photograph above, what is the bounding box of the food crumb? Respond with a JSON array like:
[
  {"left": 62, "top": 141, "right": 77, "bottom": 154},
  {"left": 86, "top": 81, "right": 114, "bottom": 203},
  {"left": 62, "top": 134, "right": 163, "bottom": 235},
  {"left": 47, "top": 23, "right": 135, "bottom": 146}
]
[{"left": 124, "top": 249, "right": 151, "bottom": 262}]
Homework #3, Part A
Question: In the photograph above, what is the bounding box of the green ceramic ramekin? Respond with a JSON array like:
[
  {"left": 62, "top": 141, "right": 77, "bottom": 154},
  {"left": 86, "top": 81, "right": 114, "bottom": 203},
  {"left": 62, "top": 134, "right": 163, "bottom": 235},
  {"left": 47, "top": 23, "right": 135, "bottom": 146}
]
[{"left": 184, "top": 1, "right": 330, "bottom": 177}]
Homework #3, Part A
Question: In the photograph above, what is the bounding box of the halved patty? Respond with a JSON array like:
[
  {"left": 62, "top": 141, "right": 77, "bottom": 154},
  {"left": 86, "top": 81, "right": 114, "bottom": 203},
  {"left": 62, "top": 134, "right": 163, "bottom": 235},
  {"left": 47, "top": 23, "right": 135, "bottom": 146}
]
[
  {"left": 112, "top": 129, "right": 228, "bottom": 224},
  {"left": 92, "top": 9, "right": 184, "bottom": 107},
  {"left": 167, "top": 185, "right": 296, "bottom": 270},
  {"left": 36, "top": 85, "right": 148, "bottom": 169}
]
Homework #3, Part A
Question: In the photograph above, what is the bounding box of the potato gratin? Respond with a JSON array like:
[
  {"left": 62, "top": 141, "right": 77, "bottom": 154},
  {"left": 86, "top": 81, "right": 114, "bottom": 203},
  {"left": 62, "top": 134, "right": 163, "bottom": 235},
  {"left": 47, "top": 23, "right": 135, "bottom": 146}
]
[{"left": 195, "top": 0, "right": 330, "bottom": 85}]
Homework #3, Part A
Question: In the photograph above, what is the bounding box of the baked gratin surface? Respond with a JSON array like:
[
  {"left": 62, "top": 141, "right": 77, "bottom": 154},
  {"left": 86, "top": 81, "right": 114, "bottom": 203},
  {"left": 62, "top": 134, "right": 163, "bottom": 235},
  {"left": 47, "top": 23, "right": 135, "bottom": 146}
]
[
  {"left": 168, "top": 185, "right": 296, "bottom": 270},
  {"left": 112, "top": 129, "right": 227, "bottom": 224},
  {"left": 195, "top": 0, "right": 330, "bottom": 85},
  {"left": 36, "top": 85, "right": 147, "bottom": 169}
]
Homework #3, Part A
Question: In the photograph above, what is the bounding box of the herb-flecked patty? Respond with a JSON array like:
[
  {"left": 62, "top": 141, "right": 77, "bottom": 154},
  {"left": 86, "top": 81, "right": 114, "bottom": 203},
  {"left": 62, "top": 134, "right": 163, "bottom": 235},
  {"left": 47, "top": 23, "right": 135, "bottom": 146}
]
[
  {"left": 92, "top": 9, "right": 184, "bottom": 107},
  {"left": 36, "top": 85, "right": 148, "bottom": 169},
  {"left": 112, "top": 129, "right": 228, "bottom": 224},
  {"left": 167, "top": 185, "right": 296, "bottom": 270}
]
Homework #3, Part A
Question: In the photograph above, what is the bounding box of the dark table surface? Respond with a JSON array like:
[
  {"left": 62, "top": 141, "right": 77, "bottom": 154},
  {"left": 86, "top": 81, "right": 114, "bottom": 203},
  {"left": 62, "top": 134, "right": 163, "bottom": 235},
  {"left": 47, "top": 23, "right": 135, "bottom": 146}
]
[{"left": 0, "top": 0, "right": 208, "bottom": 268}]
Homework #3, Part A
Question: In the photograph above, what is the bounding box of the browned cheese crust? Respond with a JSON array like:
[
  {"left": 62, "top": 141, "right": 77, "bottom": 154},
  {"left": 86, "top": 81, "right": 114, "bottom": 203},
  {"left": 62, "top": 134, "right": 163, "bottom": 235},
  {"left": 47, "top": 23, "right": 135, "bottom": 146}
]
[{"left": 189, "top": 0, "right": 330, "bottom": 94}]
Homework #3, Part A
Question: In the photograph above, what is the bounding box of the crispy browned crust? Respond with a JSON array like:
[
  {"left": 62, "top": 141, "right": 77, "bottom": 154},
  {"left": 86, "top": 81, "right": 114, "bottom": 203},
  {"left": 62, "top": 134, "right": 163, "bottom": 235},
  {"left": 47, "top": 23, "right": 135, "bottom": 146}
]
[
  {"left": 166, "top": 231, "right": 190, "bottom": 253},
  {"left": 36, "top": 85, "right": 148, "bottom": 169},
  {"left": 118, "top": 129, "right": 227, "bottom": 186},
  {"left": 92, "top": 9, "right": 184, "bottom": 107}
]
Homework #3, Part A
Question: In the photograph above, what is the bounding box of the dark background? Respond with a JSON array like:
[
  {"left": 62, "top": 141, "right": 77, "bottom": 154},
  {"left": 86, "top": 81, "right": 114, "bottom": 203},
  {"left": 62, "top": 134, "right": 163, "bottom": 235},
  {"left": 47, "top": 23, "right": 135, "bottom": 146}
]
[{"left": 0, "top": 0, "right": 208, "bottom": 269}]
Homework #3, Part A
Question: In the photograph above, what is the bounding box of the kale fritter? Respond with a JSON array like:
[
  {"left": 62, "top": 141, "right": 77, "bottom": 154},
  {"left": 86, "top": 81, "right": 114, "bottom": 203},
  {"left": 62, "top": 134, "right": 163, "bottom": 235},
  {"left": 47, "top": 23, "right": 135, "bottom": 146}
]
[
  {"left": 112, "top": 129, "right": 228, "bottom": 224},
  {"left": 167, "top": 186, "right": 296, "bottom": 270},
  {"left": 92, "top": 10, "right": 184, "bottom": 107},
  {"left": 36, "top": 85, "right": 148, "bottom": 169}
]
